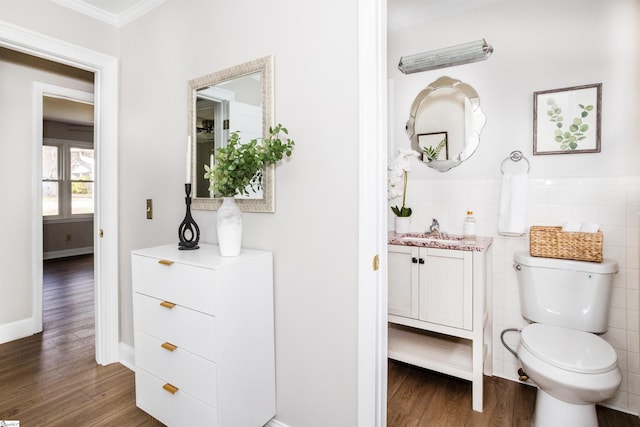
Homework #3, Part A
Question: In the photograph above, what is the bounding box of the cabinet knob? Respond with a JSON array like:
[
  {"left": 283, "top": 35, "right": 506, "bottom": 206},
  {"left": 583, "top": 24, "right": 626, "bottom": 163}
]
[
  {"left": 412, "top": 257, "right": 418, "bottom": 264},
  {"left": 162, "top": 383, "right": 179, "bottom": 394},
  {"left": 419, "top": 258, "right": 425, "bottom": 264}
]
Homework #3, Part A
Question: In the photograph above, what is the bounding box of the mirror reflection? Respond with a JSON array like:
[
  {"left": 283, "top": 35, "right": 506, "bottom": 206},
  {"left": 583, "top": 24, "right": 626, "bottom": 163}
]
[
  {"left": 189, "top": 56, "right": 274, "bottom": 212},
  {"left": 405, "top": 76, "right": 486, "bottom": 172}
]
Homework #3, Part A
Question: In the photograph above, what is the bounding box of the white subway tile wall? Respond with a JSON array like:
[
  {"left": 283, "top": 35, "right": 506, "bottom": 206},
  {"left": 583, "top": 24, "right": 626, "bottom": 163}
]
[{"left": 389, "top": 176, "right": 640, "bottom": 413}]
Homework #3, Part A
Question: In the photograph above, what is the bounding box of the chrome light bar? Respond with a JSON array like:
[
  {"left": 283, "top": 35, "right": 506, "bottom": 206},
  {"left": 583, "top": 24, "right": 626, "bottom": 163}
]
[{"left": 398, "top": 39, "right": 493, "bottom": 74}]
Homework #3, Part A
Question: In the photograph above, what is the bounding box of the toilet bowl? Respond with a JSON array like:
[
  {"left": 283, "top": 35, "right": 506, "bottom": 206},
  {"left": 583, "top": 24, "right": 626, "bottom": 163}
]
[
  {"left": 513, "top": 252, "right": 621, "bottom": 427},
  {"left": 518, "top": 324, "right": 622, "bottom": 427}
]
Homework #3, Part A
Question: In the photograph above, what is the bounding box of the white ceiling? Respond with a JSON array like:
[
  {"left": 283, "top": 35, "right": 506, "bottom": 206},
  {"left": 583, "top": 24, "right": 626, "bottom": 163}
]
[{"left": 50, "top": 0, "right": 166, "bottom": 26}]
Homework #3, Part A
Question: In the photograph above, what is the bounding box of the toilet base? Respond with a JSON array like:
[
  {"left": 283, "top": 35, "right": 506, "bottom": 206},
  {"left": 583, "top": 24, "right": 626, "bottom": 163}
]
[{"left": 533, "top": 389, "right": 597, "bottom": 427}]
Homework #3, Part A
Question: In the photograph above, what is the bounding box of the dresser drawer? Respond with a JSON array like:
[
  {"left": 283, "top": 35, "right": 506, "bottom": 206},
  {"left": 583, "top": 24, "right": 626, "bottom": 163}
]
[
  {"left": 136, "top": 368, "right": 217, "bottom": 427},
  {"left": 132, "top": 254, "right": 216, "bottom": 315},
  {"left": 133, "top": 293, "right": 216, "bottom": 361},
  {"left": 135, "top": 331, "right": 218, "bottom": 407}
]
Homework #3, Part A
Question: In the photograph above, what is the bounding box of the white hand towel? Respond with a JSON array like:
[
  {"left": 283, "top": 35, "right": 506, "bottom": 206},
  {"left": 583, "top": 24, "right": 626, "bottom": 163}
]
[
  {"left": 562, "top": 222, "right": 581, "bottom": 232},
  {"left": 580, "top": 222, "right": 600, "bottom": 233},
  {"left": 498, "top": 171, "right": 528, "bottom": 236}
]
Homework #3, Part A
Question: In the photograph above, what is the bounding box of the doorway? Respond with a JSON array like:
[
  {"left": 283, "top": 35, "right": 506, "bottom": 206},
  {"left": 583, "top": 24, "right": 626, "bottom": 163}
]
[
  {"left": 39, "top": 90, "right": 96, "bottom": 346},
  {"left": 0, "top": 21, "right": 119, "bottom": 365}
]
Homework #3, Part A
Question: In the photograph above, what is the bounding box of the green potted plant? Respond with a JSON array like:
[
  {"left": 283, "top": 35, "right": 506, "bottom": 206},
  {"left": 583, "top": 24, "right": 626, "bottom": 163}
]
[
  {"left": 204, "top": 124, "right": 294, "bottom": 256},
  {"left": 388, "top": 148, "right": 418, "bottom": 233}
]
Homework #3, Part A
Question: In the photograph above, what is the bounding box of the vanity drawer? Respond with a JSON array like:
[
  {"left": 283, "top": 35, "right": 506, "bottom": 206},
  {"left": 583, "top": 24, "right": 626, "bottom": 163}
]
[
  {"left": 135, "top": 331, "right": 218, "bottom": 407},
  {"left": 132, "top": 254, "right": 216, "bottom": 315},
  {"left": 135, "top": 368, "right": 218, "bottom": 427},
  {"left": 133, "top": 293, "right": 216, "bottom": 361}
]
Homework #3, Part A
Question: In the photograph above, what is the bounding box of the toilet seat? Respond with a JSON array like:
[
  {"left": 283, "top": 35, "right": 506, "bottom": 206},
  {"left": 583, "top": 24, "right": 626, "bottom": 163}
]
[{"left": 521, "top": 324, "right": 617, "bottom": 374}]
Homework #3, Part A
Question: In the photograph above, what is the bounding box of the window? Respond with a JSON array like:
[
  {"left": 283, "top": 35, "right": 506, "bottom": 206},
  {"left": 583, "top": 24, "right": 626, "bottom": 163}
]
[{"left": 42, "top": 139, "right": 94, "bottom": 219}]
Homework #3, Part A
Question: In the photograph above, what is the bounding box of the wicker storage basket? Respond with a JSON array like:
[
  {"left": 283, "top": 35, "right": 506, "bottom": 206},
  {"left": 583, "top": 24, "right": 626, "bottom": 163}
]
[{"left": 529, "top": 226, "right": 603, "bottom": 262}]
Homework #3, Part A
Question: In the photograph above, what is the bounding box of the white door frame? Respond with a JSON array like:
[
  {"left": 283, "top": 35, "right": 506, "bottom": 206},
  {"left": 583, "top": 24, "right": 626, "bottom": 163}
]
[
  {"left": 0, "top": 20, "right": 120, "bottom": 365},
  {"left": 357, "top": 0, "right": 387, "bottom": 425}
]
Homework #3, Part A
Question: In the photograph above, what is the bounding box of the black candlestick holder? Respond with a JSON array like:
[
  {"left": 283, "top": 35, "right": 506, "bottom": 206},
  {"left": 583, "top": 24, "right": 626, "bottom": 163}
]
[{"left": 178, "top": 183, "right": 200, "bottom": 250}]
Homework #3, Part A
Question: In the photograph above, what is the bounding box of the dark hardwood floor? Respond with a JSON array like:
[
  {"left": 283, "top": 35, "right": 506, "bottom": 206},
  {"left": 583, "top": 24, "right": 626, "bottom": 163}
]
[
  {"left": 0, "top": 255, "right": 162, "bottom": 426},
  {"left": 2, "top": 256, "right": 637, "bottom": 426},
  {"left": 388, "top": 359, "right": 640, "bottom": 427}
]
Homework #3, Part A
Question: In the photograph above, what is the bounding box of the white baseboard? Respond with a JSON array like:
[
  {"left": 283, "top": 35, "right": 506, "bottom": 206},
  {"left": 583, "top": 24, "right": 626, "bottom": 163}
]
[
  {"left": 119, "top": 342, "right": 135, "bottom": 371},
  {"left": 265, "top": 419, "right": 290, "bottom": 427},
  {"left": 0, "top": 317, "right": 38, "bottom": 344},
  {"left": 43, "top": 247, "right": 93, "bottom": 260}
]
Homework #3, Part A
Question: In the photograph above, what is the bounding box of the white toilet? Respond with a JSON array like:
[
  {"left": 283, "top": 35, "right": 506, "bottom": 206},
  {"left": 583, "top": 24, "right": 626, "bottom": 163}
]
[{"left": 513, "top": 251, "right": 622, "bottom": 427}]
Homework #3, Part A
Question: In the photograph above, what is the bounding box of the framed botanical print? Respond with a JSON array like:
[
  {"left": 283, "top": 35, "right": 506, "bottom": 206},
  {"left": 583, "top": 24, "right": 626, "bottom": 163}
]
[{"left": 533, "top": 83, "right": 602, "bottom": 155}]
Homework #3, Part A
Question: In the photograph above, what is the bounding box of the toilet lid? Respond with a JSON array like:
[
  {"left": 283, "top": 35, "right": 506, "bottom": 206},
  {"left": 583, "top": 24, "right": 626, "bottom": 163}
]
[{"left": 521, "top": 324, "right": 617, "bottom": 374}]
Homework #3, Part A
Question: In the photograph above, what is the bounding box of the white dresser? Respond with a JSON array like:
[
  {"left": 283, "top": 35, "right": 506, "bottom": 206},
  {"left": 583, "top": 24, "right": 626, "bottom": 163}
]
[{"left": 131, "top": 243, "right": 275, "bottom": 427}]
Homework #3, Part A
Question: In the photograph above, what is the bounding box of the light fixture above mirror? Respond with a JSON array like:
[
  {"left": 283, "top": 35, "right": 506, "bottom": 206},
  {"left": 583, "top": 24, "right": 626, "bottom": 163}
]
[
  {"left": 398, "top": 39, "right": 493, "bottom": 74},
  {"left": 188, "top": 56, "right": 274, "bottom": 212}
]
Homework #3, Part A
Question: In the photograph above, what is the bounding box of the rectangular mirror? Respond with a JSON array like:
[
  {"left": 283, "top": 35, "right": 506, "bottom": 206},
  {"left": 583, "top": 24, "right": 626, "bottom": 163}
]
[{"left": 188, "top": 56, "right": 274, "bottom": 212}]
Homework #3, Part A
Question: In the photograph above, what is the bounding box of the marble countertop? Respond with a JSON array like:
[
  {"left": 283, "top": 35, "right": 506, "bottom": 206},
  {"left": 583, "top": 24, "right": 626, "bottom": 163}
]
[{"left": 388, "top": 231, "right": 493, "bottom": 252}]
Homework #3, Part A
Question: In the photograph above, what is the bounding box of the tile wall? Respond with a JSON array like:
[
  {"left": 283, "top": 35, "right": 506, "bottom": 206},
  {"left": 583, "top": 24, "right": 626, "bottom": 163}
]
[{"left": 391, "top": 175, "right": 640, "bottom": 413}]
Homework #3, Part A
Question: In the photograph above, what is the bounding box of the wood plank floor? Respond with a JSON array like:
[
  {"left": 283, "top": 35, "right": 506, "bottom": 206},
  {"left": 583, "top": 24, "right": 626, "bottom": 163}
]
[
  {"left": 3, "top": 255, "right": 638, "bottom": 426},
  {"left": 0, "top": 255, "right": 164, "bottom": 426},
  {"left": 388, "top": 359, "right": 640, "bottom": 427}
]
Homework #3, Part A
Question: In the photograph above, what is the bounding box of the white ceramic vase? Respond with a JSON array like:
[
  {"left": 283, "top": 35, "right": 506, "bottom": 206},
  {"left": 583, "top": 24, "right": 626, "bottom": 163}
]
[
  {"left": 395, "top": 216, "right": 411, "bottom": 234},
  {"left": 217, "top": 197, "right": 243, "bottom": 256}
]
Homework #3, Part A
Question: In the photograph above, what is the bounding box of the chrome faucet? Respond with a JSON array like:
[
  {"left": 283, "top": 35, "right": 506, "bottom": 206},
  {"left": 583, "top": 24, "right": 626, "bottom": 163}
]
[{"left": 429, "top": 218, "right": 441, "bottom": 238}]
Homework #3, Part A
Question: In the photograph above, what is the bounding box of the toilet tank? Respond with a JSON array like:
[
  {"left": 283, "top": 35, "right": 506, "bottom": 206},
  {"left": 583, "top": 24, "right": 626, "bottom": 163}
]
[{"left": 514, "top": 251, "right": 618, "bottom": 333}]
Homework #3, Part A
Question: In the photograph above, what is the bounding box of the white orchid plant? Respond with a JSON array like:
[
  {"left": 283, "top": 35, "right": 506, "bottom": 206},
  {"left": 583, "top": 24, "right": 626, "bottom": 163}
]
[{"left": 388, "top": 148, "right": 419, "bottom": 217}]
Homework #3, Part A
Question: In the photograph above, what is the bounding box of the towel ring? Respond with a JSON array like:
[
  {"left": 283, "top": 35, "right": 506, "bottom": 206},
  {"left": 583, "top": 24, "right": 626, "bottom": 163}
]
[{"left": 501, "top": 150, "right": 530, "bottom": 174}]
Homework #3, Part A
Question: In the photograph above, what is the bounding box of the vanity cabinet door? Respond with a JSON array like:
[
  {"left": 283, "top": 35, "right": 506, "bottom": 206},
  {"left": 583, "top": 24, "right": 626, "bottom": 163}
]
[
  {"left": 419, "top": 248, "right": 472, "bottom": 330},
  {"left": 388, "top": 245, "right": 420, "bottom": 319}
]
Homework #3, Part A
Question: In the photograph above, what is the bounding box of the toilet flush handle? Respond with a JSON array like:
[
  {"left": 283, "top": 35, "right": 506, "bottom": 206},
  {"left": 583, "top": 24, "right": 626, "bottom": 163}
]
[{"left": 514, "top": 263, "right": 521, "bottom": 271}]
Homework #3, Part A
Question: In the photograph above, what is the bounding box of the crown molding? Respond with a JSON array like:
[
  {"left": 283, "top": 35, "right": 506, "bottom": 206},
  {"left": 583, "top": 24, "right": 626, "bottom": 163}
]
[
  {"left": 119, "top": 0, "right": 167, "bottom": 26},
  {"left": 50, "top": 0, "right": 166, "bottom": 27}
]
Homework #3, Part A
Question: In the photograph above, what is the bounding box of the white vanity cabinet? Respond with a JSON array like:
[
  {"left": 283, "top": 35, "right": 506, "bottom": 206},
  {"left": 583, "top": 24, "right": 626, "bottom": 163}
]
[
  {"left": 389, "top": 246, "right": 472, "bottom": 329},
  {"left": 132, "top": 243, "right": 275, "bottom": 427},
  {"left": 388, "top": 239, "right": 492, "bottom": 412}
]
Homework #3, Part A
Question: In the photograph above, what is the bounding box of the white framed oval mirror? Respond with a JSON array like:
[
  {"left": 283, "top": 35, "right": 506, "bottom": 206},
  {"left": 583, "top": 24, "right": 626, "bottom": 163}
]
[
  {"left": 188, "top": 55, "right": 275, "bottom": 212},
  {"left": 405, "top": 76, "right": 486, "bottom": 172}
]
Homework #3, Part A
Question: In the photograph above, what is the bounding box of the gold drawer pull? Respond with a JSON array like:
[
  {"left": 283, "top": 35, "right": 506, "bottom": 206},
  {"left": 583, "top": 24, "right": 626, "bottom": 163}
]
[
  {"left": 162, "top": 383, "right": 179, "bottom": 394},
  {"left": 161, "top": 342, "right": 177, "bottom": 352},
  {"left": 158, "top": 259, "right": 174, "bottom": 266},
  {"left": 160, "top": 301, "right": 176, "bottom": 309}
]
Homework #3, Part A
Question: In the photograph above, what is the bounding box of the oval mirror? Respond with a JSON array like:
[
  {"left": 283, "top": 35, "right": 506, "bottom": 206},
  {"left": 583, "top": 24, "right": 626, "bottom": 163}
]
[
  {"left": 188, "top": 56, "right": 274, "bottom": 212},
  {"left": 405, "top": 76, "right": 486, "bottom": 172}
]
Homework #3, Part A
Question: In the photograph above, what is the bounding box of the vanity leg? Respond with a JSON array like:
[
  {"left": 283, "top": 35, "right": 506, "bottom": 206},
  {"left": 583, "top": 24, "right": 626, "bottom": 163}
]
[{"left": 472, "top": 338, "right": 483, "bottom": 412}]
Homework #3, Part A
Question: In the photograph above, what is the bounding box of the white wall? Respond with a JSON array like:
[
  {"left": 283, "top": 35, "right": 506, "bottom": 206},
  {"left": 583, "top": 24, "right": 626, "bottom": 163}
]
[
  {"left": 118, "top": 1, "right": 360, "bottom": 426},
  {"left": 388, "top": 0, "right": 640, "bottom": 414}
]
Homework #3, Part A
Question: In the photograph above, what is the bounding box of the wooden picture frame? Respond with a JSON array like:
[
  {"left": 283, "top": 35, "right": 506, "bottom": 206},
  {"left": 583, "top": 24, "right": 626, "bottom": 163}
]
[{"left": 533, "top": 83, "right": 601, "bottom": 155}]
